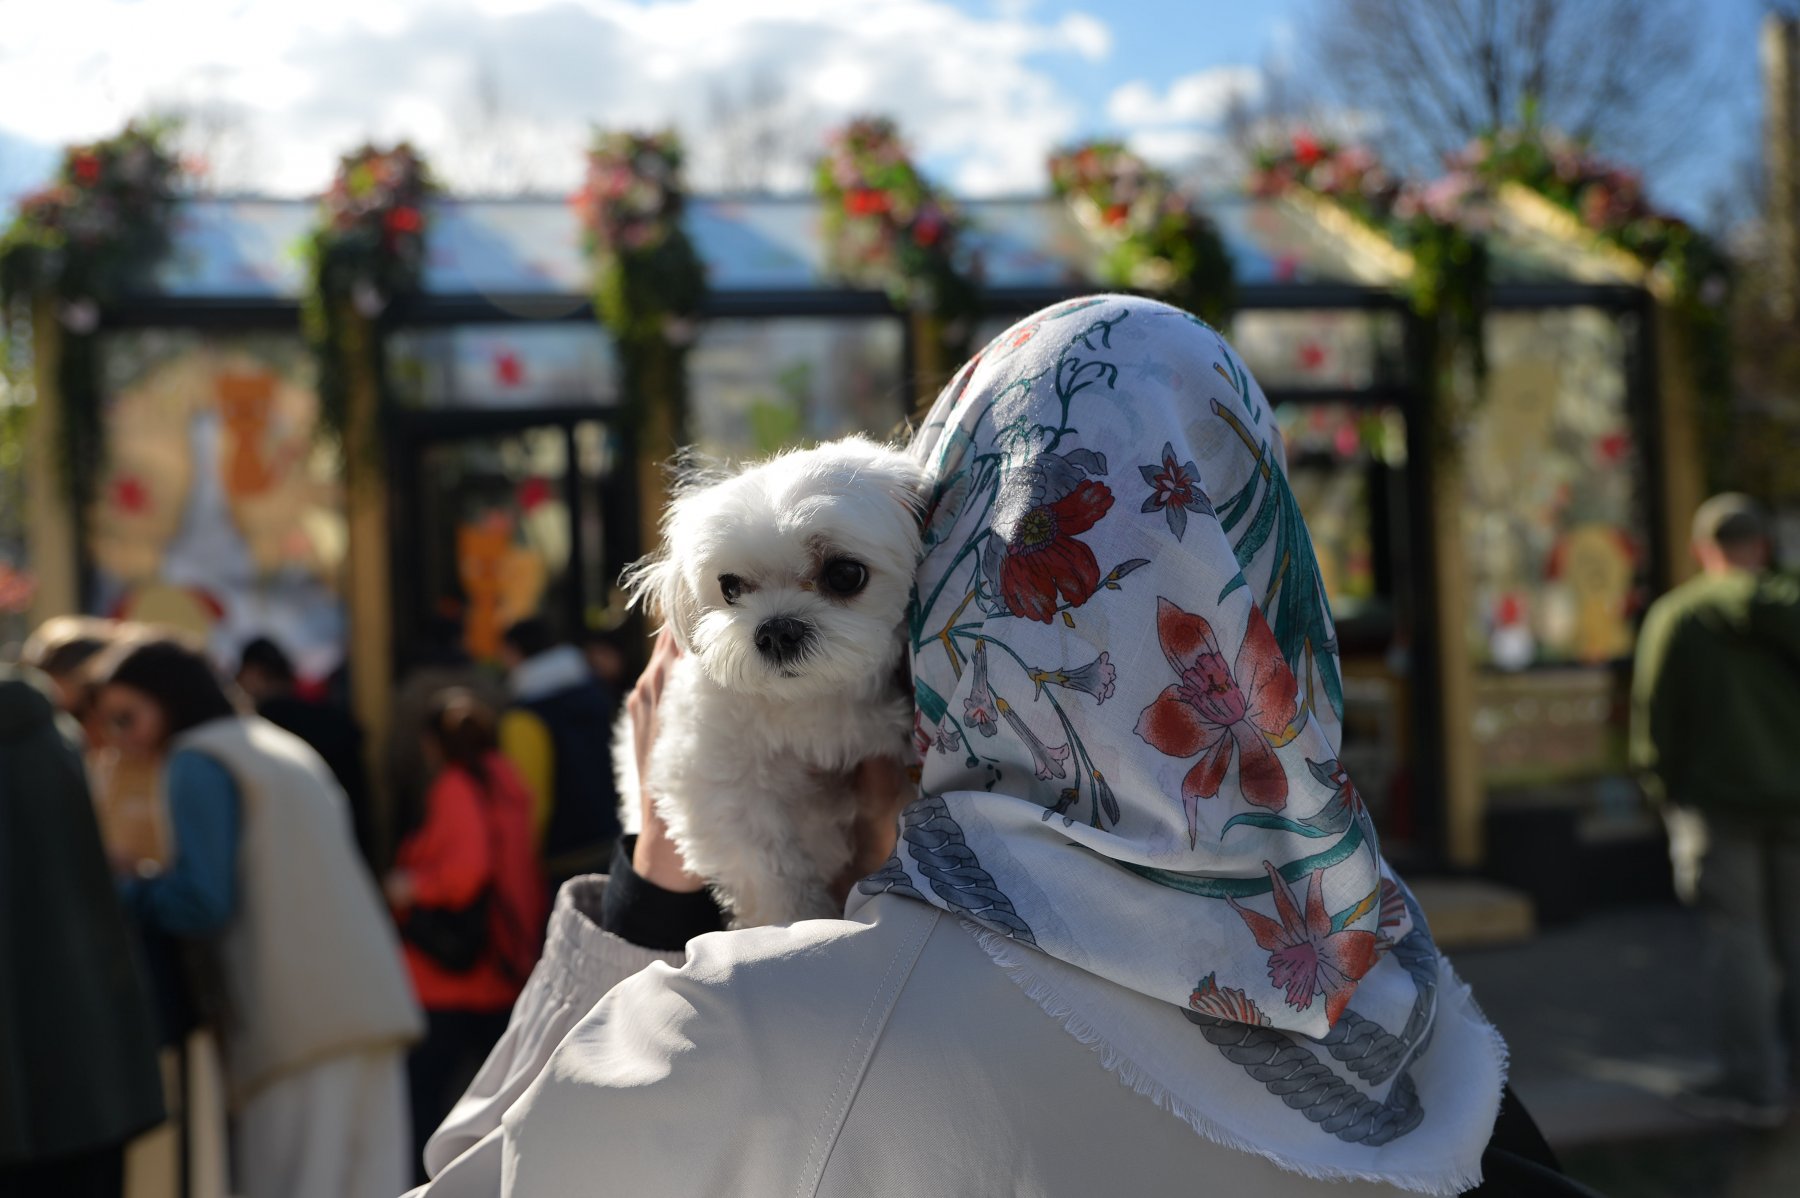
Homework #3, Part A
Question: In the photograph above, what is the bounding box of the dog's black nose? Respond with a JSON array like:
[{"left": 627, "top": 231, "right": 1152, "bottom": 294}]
[{"left": 754, "top": 616, "right": 810, "bottom": 664}]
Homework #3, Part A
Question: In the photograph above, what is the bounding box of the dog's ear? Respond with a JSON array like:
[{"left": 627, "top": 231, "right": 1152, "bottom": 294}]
[
  {"left": 872, "top": 450, "right": 933, "bottom": 530},
  {"left": 622, "top": 447, "right": 725, "bottom": 651},
  {"left": 620, "top": 550, "right": 698, "bottom": 652}
]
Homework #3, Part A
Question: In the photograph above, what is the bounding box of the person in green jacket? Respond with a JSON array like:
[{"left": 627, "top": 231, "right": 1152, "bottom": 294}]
[
  {"left": 1631, "top": 493, "right": 1800, "bottom": 1127},
  {"left": 0, "top": 665, "right": 165, "bottom": 1196}
]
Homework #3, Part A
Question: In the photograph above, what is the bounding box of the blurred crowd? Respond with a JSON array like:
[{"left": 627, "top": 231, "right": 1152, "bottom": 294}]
[{"left": 0, "top": 614, "right": 627, "bottom": 1197}]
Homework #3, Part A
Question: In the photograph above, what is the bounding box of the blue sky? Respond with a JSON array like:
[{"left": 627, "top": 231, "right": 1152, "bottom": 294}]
[{"left": 0, "top": 0, "right": 1768, "bottom": 220}]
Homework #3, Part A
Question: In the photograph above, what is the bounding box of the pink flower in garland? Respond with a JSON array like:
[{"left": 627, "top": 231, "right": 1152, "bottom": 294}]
[{"left": 1229, "top": 861, "right": 1378, "bottom": 1025}]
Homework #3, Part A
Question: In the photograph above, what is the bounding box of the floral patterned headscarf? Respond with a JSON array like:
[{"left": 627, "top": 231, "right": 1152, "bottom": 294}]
[{"left": 852, "top": 296, "right": 1504, "bottom": 1193}]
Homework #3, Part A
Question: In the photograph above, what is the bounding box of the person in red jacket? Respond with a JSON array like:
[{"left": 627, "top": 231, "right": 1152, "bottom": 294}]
[{"left": 385, "top": 689, "right": 545, "bottom": 1182}]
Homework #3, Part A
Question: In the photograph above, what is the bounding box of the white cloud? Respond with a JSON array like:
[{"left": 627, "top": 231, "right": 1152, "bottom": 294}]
[
  {"left": 0, "top": 0, "right": 1115, "bottom": 200},
  {"left": 1057, "top": 13, "right": 1111, "bottom": 61},
  {"left": 1106, "top": 66, "right": 1261, "bottom": 129}
]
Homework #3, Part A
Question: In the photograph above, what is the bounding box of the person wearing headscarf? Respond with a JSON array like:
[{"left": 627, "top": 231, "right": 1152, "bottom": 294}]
[
  {"left": 0, "top": 665, "right": 165, "bottom": 1196},
  {"left": 409, "top": 298, "right": 1571, "bottom": 1197}
]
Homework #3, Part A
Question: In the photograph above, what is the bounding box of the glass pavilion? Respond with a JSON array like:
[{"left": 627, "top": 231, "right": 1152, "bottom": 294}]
[{"left": 60, "top": 192, "right": 1679, "bottom": 878}]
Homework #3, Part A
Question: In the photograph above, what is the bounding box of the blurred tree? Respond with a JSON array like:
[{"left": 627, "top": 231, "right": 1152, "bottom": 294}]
[
  {"left": 1305, "top": 0, "right": 1722, "bottom": 180},
  {"left": 446, "top": 58, "right": 542, "bottom": 195},
  {"left": 146, "top": 68, "right": 262, "bottom": 194},
  {"left": 698, "top": 73, "right": 819, "bottom": 193}
]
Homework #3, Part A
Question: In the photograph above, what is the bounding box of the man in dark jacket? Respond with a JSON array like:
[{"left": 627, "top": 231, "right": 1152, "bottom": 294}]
[
  {"left": 497, "top": 618, "right": 619, "bottom": 894},
  {"left": 0, "top": 665, "right": 165, "bottom": 1194},
  {"left": 1632, "top": 494, "right": 1800, "bottom": 1127}
]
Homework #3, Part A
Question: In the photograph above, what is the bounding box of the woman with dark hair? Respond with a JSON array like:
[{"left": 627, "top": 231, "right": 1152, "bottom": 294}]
[
  {"left": 20, "top": 617, "right": 168, "bottom": 871},
  {"left": 386, "top": 689, "right": 544, "bottom": 1183},
  {"left": 92, "top": 635, "right": 421, "bottom": 1198}
]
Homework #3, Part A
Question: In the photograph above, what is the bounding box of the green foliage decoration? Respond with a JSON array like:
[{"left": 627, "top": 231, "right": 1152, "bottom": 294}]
[
  {"left": 0, "top": 120, "right": 183, "bottom": 509},
  {"left": 1251, "top": 133, "right": 1489, "bottom": 458},
  {"left": 1461, "top": 125, "right": 1733, "bottom": 488},
  {"left": 300, "top": 142, "right": 434, "bottom": 446},
  {"left": 1048, "top": 140, "right": 1235, "bottom": 328},
  {"left": 815, "top": 117, "right": 978, "bottom": 367},
  {"left": 574, "top": 130, "right": 707, "bottom": 432}
]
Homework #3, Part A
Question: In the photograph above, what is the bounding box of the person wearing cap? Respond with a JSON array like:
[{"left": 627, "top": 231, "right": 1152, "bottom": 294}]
[{"left": 1632, "top": 493, "right": 1800, "bottom": 1127}]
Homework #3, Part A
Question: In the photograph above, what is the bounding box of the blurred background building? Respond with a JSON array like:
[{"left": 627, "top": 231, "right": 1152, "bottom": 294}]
[
  {"left": 6, "top": 4, "right": 1800, "bottom": 1190},
  {"left": 0, "top": 180, "right": 1707, "bottom": 897}
]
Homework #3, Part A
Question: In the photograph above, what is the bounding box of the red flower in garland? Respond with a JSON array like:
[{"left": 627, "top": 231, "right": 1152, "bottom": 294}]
[
  {"left": 71, "top": 151, "right": 102, "bottom": 186},
  {"left": 1229, "top": 861, "right": 1378, "bottom": 1025},
  {"left": 384, "top": 205, "right": 423, "bottom": 235},
  {"left": 846, "top": 188, "right": 891, "bottom": 217},
  {"left": 1293, "top": 133, "right": 1324, "bottom": 167},
  {"left": 1135, "top": 598, "right": 1298, "bottom": 844},
  {"left": 982, "top": 449, "right": 1114, "bottom": 623}
]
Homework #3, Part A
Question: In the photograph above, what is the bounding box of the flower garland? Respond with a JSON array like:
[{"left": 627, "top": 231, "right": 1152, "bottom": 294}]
[
  {"left": 815, "top": 117, "right": 978, "bottom": 366},
  {"left": 0, "top": 121, "right": 182, "bottom": 507},
  {"left": 1253, "top": 134, "right": 1488, "bottom": 370},
  {"left": 1251, "top": 134, "right": 1490, "bottom": 459},
  {"left": 300, "top": 143, "right": 434, "bottom": 444},
  {"left": 1460, "top": 127, "right": 1733, "bottom": 487},
  {"left": 574, "top": 130, "right": 706, "bottom": 430},
  {"left": 1047, "top": 141, "right": 1234, "bottom": 327}
]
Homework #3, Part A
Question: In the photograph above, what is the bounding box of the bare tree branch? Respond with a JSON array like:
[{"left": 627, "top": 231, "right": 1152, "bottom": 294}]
[{"left": 1297, "top": 0, "right": 1722, "bottom": 182}]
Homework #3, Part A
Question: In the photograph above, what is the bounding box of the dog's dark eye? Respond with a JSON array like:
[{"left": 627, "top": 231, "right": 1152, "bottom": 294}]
[
  {"left": 821, "top": 559, "right": 868, "bottom": 597},
  {"left": 719, "top": 574, "right": 744, "bottom": 604}
]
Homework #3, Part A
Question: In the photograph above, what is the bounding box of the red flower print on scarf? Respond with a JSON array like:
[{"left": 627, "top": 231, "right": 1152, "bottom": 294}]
[
  {"left": 1134, "top": 598, "right": 1299, "bottom": 845},
  {"left": 995, "top": 482, "right": 1112, "bottom": 622},
  {"left": 983, "top": 449, "right": 1114, "bottom": 623},
  {"left": 1230, "top": 861, "right": 1378, "bottom": 1025}
]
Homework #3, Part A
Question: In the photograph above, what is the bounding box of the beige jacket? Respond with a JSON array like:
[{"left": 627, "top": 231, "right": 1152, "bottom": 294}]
[
  {"left": 414, "top": 879, "right": 1419, "bottom": 1197},
  {"left": 176, "top": 718, "right": 422, "bottom": 1104}
]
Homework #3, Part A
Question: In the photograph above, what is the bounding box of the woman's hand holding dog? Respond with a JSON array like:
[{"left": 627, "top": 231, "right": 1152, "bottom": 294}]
[
  {"left": 627, "top": 627, "right": 913, "bottom": 906},
  {"left": 628, "top": 629, "right": 710, "bottom": 894}
]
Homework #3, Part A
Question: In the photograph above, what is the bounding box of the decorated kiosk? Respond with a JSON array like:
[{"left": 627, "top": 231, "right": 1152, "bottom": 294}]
[{"left": 1, "top": 122, "right": 1713, "bottom": 896}]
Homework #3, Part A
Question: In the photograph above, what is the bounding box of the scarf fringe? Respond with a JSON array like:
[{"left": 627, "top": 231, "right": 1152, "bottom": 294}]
[{"left": 961, "top": 920, "right": 1502, "bottom": 1197}]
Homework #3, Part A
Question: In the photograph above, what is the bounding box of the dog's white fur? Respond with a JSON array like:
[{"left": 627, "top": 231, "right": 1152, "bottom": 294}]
[{"left": 614, "top": 435, "right": 926, "bottom": 926}]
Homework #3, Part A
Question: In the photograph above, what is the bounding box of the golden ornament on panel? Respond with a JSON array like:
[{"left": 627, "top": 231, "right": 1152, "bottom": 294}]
[{"left": 214, "top": 359, "right": 340, "bottom": 581}]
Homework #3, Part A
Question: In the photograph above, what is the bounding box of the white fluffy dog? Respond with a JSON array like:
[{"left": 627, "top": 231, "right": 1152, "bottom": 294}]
[{"left": 615, "top": 436, "right": 926, "bottom": 926}]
